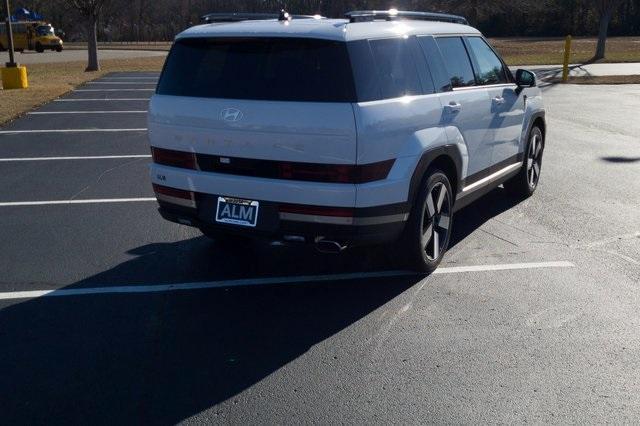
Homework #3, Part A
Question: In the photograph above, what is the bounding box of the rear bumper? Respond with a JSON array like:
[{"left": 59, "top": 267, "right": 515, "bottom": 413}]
[
  {"left": 149, "top": 162, "right": 411, "bottom": 245},
  {"left": 156, "top": 194, "right": 407, "bottom": 246}
]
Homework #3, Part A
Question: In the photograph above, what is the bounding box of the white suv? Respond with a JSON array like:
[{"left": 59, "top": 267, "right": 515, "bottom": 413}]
[{"left": 148, "top": 10, "right": 545, "bottom": 272}]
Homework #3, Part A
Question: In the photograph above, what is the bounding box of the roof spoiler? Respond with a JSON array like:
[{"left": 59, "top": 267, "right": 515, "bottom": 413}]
[
  {"left": 201, "top": 12, "right": 324, "bottom": 24},
  {"left": 345, "top": 10, "right": 468, "bottom": 25}
]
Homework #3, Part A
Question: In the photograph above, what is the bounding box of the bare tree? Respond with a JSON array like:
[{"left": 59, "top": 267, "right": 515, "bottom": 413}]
[
  {"left": 592, "top": 0, "right": 624, "bottom": 60},
  {"left": 71, "top": 0, "right": 109, "bottom": 71}
]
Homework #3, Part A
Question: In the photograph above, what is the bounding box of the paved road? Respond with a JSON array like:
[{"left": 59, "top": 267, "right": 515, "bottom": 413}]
[
  {"left": 0, "top": 76, "right": 638, "bottom": 424},
  {"left": 0, "top": 49, "right": 166, "bottom": 64}
]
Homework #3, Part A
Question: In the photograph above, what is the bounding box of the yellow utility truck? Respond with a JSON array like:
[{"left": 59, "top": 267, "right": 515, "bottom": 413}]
[{"left": 0, "top": 21, "right": 63, "bottom": 53}]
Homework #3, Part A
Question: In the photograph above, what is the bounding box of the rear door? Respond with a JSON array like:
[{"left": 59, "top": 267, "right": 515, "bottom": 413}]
[
  {"left": 150, "top": 37, "right": 358, "bottom": 165},
  {"left": 465, "top": 36, "right": 525, "bottom": 166},
  {"left": 422, "top": 36, "right": 494, "bottom": 178}
]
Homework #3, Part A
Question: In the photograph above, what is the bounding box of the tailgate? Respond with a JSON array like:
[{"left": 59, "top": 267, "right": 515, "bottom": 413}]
[{"left": 148, "top": 95, "right": 357, "bottom": 164}]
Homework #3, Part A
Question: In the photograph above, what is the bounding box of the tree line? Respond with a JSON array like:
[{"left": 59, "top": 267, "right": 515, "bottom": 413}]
[
  {"left": 15, "top": 0, "right": 640, "bottom": 42},
  {"left": 9, "top": 0, "right": 638, "bottom": 70}
]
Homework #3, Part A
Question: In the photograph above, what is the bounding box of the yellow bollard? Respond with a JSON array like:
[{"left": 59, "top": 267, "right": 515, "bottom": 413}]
[
  {"left": 1, "top": 65, "right": 29, "bottom": 90},
  {"left": 562, "top": 35, "right": 572, "bottom": 83}
]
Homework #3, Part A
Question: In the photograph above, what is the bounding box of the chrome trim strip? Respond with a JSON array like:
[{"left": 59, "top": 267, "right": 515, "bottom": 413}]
[
  {"left": 461, "top": 162, "right": 522, "bottom": 194},
  {"left": 279, "top": 212, "right": 408, "bottom": 226},
  {"left": 452, "top": 83, "right": 516, "bottom": 92}
]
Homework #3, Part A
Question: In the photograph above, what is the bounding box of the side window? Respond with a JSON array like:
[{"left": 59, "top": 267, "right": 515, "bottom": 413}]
[
  {"left": 417, "top": 36, "right": 452, "bottom": 92},
  {"left": 369, "top": 38, "right": 422, "bottom": 99},
  {"left": 466, "top": 37, "right": 508, "bottom": 85},
  {"left": 435, "top": 37, "right": 476, "bottom": 88}
]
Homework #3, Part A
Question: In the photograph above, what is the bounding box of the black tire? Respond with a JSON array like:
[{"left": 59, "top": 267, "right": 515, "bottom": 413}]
[
  {"left": 35, "top": 43, "right": 44, "bottom": 53},
  {"left": 200, "top": 228, "right": 252, "bottom": 247},
  {"left": 504, "top": 126, "right": 544, "bottom": 198},
  {"left": 56, "top": 46, "right": 63, "bottom": 52},
  {"left": 400, "top": 169, "right": 454, "bottom": 273},
  {"left": 0, "top": 43, "right": 5, "bottom": 52}
]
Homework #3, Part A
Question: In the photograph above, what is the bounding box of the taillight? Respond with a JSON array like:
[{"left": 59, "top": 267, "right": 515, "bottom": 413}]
[
  {"left": 152, "top": 184, "right": 196, "bottom": 208},
  {"left": 151, "top": 147, "right": 395, "bottom": 184},
  {"left": 277, "top": 160, "right": 394, "bottom": 184},
  {"left": 356, "top": 159, "right": 395, "bottom": 183},
  {"left": 278, "top": 163, "right": 352, "bottom": 183},
  {"left": 151, "top": 147, "right": 197, "bottom": 170}
]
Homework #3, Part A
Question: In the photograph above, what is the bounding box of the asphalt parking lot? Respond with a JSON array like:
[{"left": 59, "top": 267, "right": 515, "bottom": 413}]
[{"left": 1, "top": 75, "right": 639, "bottom": 424}]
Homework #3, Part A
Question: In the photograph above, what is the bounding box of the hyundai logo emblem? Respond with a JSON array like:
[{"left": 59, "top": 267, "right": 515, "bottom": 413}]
[{"left": 220, "top": 108, "right": 244, "bottom": 122}]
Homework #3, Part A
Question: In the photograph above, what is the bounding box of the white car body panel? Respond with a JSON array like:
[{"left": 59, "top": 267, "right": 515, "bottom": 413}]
[{"left": 149, "top": 95, "right": 357, "bottom": 164}]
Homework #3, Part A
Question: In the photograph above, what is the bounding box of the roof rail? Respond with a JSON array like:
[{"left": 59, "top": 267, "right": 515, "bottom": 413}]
[
  {"left": 345, "top": 10, "right": 468, "bottom": 25},
  {"left": 201, "top": 12, "right": 323, "bottom": 24}
]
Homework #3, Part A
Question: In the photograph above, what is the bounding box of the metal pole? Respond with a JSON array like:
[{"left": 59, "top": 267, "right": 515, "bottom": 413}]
[{"left": 4, "top": 0, "right": 17, "bottom": 67}]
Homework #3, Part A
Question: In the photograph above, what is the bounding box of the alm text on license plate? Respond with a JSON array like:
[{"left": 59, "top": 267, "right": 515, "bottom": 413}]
[{"left": 216, "top": 197, "right": 259, "bottom": 227}]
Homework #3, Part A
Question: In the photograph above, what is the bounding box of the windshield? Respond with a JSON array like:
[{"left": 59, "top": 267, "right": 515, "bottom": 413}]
[
  {"left": 35, "top": 25, "right": 55, "bottom": 36},
  {"left": 157, "top": 37, "right": 356, "bottom": 102}
]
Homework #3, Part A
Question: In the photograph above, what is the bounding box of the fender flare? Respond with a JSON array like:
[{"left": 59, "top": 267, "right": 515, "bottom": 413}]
[
  {"left": 407, "top": 144, "right": 463, "bottom": 207},
  {"left": 525, "top": 111, "right": 546, "bottom": 144}
]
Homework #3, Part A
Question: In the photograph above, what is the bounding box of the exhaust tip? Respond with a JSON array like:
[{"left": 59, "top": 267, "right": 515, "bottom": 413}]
[{"left": 315, "top": 239, "right": 348, "bottom": 254}]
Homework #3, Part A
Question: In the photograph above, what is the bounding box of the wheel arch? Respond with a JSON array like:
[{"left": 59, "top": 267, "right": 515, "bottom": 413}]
[
  {"left": 408, "top": 145, "right": 462, "bottom": 210},
  {"left": 532, "top": 115, "right": 546, "bottom": 140},
  {"left": 522, "top": 111, "right": 546, "bottom": 151}
]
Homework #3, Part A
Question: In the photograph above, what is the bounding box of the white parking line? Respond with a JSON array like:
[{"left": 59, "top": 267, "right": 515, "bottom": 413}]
[
  {"left": 0, "top": 155, "right": 151, "bottom": 162},
  {"left": 0, "top": 261, "right": 575, "bottom": 301},
  {"left": 74, "top": 89, "right": 155, "bottom": 92},
  {"left": 28, "top": 111, "right": 147, "bottom": 115},
  {"left": 433, "top": 261, "right": 575, "bottom": 274},
  {"left": 54, "top": 99, "right": 149, "bottom": 102},
  {"left": 0, "top": 197, "right": 156, "bottom": 207},
  {"left": 0, "top": 128, "right": 147, "bottom": 134}
]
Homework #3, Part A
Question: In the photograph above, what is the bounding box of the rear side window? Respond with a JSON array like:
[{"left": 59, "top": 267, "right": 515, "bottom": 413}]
[
  {"left": 157, "top": 37, "right": 356, "bottom": 102},
  {"left": 369, "top": 38, "right": 422, "bottom": 99},
  {"left": 466, "top": 37, "right": 508, "bottom": 85},
  {"left": 435, "top": 37, "right": 475, "bottom": 88}
]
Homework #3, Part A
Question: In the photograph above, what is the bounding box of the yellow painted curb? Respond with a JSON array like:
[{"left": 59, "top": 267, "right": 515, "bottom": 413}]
[{"left": 2, "top": 66, "right": 29, "bottom": 90}]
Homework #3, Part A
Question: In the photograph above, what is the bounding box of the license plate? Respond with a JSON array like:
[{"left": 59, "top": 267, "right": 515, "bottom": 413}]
[{"left": 215, "top": 197, "right": 259, "bottom": 227}]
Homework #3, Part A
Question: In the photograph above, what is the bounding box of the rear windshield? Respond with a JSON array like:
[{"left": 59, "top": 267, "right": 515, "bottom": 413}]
[{"left": 157, "top": 37, "right": 356, "bottom": 102}]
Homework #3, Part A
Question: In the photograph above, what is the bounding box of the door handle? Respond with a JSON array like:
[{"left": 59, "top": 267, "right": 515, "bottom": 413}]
[
  {"left": 492, "top": 96, "right": 505, "bottom": 105},
  {"left": 444, "top": 102, "right": 462, "bottom": 114}
]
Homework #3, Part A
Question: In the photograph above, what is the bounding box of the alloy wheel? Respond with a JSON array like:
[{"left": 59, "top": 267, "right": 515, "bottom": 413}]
[
  {"left": 421, "top": 182, "right": 451, "bottom": 261},
  {"left": 527, "top": 132, "right": 543, "bottom": 188}
]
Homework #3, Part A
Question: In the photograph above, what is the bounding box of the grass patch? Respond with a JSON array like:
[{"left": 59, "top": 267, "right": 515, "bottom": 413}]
[
  {"left": 0, "top": 55, "right": 165, "bottom": 125},
  {"left": 490, "top": 36, "right": 640, "bottom": 66},
  {"left": 550, "top": 75, "right": 640, "bottom": 84}
]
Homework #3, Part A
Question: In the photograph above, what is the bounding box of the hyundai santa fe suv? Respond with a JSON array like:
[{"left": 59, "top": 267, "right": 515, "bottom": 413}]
[{"left": 148, "top": 10, "right": 545, "bottom": 272}]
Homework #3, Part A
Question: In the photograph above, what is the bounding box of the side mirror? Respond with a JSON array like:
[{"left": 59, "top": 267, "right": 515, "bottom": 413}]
[{"left": 516, "top": 69, "right": 536, "bottom": 88}]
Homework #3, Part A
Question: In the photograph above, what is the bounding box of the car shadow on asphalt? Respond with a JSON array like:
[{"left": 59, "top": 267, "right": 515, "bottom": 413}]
[
  {"left": 0, "top": 268, "right": 417, "bottom": 423},
  {"left": 0, "top": 187, "right": 522, "bottom": 423},
  {"left": 449, "top": 186, "right": 522, "bottom": 250},
  {"left": 601, "top": 156, "right": 640, "bottom": 164}
]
